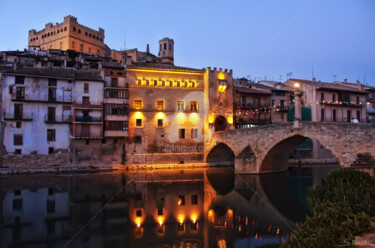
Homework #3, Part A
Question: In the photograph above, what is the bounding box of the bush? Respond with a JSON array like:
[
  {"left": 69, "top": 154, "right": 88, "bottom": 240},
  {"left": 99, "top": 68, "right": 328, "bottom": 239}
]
[{"left": 282, "top": 168, "right": 375, "bottom": 248}]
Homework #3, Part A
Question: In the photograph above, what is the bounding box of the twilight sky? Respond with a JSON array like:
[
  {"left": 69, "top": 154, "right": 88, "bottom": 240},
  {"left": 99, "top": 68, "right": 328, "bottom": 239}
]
[{"left": 0, "top": 0, "right": 374, "bottom": 85}]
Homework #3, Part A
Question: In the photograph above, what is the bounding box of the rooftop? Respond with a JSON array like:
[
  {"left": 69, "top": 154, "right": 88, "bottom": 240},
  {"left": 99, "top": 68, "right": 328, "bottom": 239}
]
[
  {"left": 127, "top": 62, "right": 204, "bottom": 73},
  {"left": 288, "top": 78, "right": 368, "bottom": 94}
]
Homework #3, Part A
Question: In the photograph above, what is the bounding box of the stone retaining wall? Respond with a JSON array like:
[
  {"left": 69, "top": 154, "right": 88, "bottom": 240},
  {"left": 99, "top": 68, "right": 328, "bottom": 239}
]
[{"left": 1, "top": 153, "right": 70, "bottom": 168}]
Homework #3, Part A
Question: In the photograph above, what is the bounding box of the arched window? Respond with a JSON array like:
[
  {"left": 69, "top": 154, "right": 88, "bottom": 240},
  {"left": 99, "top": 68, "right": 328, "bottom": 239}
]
[
  {"left": 57, "top": 29, "right": 60, "bottom": 34},
  {"left": 64, "top": 27, "right": 67, "bottom": 31},
  {"left": 93, "top": 35, "right": 96, "bottom": 39},
  {"left": 96, "top": 36, "right": 99, "bottom": 40},
  {"left": 137, "top": 79, "right": 142, "bottom": 85},
  {"left": 109, "top": 71, "right": 114, "bottom": 75},
  {"left": 85, "top": 32, "right": 88, "bottom": 36},
  {"left": 146, "top": 79, "right": 150, "bottom": 86},
  {"left": 47, "top": 33, "right": 50, "bottom": 37},
  {"left": 61, "top": 28, "right": 63, "bottom": 32},
  {"left": 78, "top": 29, "right": 81, "bottom": 34},
  {"left": 36, "top": 37, "right": 38, "bottom": 40},
  {"left": 73, "top": 27, "right": 76, "bottom": 32},
  {"left": 89, "top": 33, "right": 92, "bottom": 37},
  {"left": 154, "top": 80, "right": 158, "bottom": 86}
]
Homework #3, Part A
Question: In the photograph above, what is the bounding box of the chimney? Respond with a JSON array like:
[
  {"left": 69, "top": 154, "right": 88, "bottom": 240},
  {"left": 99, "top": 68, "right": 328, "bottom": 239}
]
[
  {"left": 146, "top": 44, "right": 150, "bottom": 53},
  {"left": 344, "top": 79, "right": 347, "bottom": 83},
  {"left": 312, "top": 78, "right": 316, "bottom": 81}
]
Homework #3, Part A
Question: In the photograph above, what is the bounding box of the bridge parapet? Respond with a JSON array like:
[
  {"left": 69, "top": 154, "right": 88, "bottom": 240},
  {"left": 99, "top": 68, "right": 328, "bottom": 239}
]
[{"left": 205, "top": 122, "right": 375, "bottom": 174}]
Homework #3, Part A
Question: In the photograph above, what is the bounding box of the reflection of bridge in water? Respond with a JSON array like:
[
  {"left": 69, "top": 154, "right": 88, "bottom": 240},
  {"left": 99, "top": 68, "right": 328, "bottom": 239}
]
[
  {"left": 205, "top": 122, "right": 375, "bottom": 174},
  {"left": 0, "top": 168, "right": 324, "bottom": 248}
]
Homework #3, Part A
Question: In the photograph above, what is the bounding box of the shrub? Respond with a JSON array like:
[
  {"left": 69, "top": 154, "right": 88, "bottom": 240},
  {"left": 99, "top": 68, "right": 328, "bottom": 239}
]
[{"left": 282, "top": 168, "right": 375, "bottom": 248}]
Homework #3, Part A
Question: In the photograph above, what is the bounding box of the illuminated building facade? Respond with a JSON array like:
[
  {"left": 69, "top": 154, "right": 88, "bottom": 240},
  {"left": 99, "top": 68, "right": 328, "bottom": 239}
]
[
  {"left": 28, "top": 16, "right": 107, "bottom": 56},
  {"left": 125, "top": 38, "right": 234, "bottom": 164}
]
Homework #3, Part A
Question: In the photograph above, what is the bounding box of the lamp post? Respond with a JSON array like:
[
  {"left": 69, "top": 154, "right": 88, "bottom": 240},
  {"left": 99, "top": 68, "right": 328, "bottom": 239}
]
[{"left": 293, "top": 83, "right": 302, "bottom": 128}]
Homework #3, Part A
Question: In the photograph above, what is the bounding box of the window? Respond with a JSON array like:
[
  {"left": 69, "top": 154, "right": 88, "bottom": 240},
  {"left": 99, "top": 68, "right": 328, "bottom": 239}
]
[
  {"left": 156, "top": 100, "right": 164, "bottom": 111},
  {"left": 80, "top": 44, "right": 83, "bottom": 52},
  {"left": 357, "top": 110, "right": 360, "bottom": 121},
  {"left": 179, "top": 129, "right": 185, "bottom": 139},
  {"left": 191, "top": 195, "right": 198, "bottom": 205},
  {"left": 321, "top": 92, "right": 325, "bottom": 102},
  {"left": 158, "top": 119, "right": 163, "bottom": 127},
  {"left": 177, "top": 101, "right": 184, "bottom": 111},
  {"left": 73, "top": 27, "right": 76, "bottom": 32},
  {"left": 72, "top": 41, "right": 75, "bottom": 48},
  {"left": 190, "top": 101, "right": 198, "bottom": 112},
  {"left": 332, "top": 94, "right": 336, "bottom": 103},
  {"left": 164, "top": 43, "right": 167, "bottom": 49},
  {"left": 111, "top": 78, "right": 118, "bottom": 87},
  {"left": 242, "top": 97, "right": 246, "bottom": 107},
  {"left": 105, "top": 121, "right": 128, "bottom": 131},
  {"left": 14, "top": 149, "right": 21, "bottom": 154},
  {"left": 136, "top": 209, "right": 142, "bottom": 217},
  {"left": 47, "top": 200, "right": 55, "bottom": 213},
  {"left": 136, "top": 119, "right": 142, "bottom": 127},
  {"left": 333, "top": 109, "right": 337, "bottom": 122},
  {"left": 47, "top": 107, "right": 56, "bottom": 121},
  {"left": 158, "top": 208, "right": 163, "bottom": 216},
  {"left": 105, "top": 104, "right": 129, "bottom": 115},
  {"left": 47, "top": 129, "right": 56, "bottom": 142},
  {"left": 15, "top": 76, "right": 25, "bottom": 85},
  {"left": 14, "top": 104, "right": 23, "bottom": 119},
  {"left": 13, "top": 199, "right": 22, "bottom": 210},
  {"left": 16, "top": 122, "right": 21, "bottom": 128},
  {"left": 178, "top": 195, "right": 185, "bottom": 206},
  {"left": 191, "top": 129, "right": 198, "bottom": 139},
  {"left": 135, "top": 136, "right": 142, "bottom": 143},
  {"left": 48, "top": 78, "right": 57, "bottom": 87},
  {"left": 14, "top": 134, "right": 23, "bottom": 146},
  {"left": 356, "top": 96, "right": 360, "bottom": 105},
  {"left": 134, "top": 100, "right": 142, "bottom": 110},
  {"left": 84, "top": 83, "right": 89, "bottom": 93},
  {"left": 15, "top": 87, "right": 25, "bottom": 100}
]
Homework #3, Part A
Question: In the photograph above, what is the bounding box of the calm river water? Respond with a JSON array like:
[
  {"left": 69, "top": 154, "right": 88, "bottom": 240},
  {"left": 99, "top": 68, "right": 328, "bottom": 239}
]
[{"left": 0, "top": 165, "right": 338, "bottom": 248}]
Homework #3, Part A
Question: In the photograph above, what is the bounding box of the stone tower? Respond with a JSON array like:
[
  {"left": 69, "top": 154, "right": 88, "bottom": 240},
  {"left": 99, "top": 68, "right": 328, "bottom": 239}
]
[{"left": 158, "top": 37, "right": 174, "bottom": 65}]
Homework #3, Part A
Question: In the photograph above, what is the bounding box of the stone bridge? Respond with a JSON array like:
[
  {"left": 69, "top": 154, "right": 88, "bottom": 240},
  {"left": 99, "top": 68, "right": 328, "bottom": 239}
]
[{"left": 205, "top": 122, "right": 375, "bottom": 174}]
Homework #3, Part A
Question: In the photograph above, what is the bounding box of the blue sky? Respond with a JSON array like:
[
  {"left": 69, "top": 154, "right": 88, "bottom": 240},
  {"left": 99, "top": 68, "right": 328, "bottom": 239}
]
[{"left": 0, "top": 0, "right": 374, "bottom": 85}]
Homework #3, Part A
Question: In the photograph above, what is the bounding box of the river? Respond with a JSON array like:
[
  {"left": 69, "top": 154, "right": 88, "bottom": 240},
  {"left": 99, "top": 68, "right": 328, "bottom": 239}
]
[{"left": 0, "top": 164, "right": 339, "bottom": 248}]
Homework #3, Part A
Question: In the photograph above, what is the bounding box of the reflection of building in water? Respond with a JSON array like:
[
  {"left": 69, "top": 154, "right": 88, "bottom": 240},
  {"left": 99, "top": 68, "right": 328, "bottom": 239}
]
[
  {"left": 126, "top": 171, "right": 205, "bottom": 247},
  {"left": 1, "top": 185, "right": 70, "bottom": 247}
]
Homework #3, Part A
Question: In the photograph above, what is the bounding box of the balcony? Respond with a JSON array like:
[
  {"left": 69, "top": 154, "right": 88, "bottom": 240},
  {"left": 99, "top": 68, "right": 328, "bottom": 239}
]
[
  {"left": 73, "top": 101, "right": 103, "bottom": 110},
  {"left": 104, "top": 130, "right": 129, "bottom": 137},
  {"left": 104, "top": 89, "right": 129, "bottom": 99},
  {"left": 3, "top": 112, "right": 33, "bottom": 121},
  {"left": 45, "top": 115, "right": 71, "bottom": 124},
  {"left": 11, "top": 93, "right": 72, "bottom": 104},
  {"left": 319, "top": 100, "right": 364, "bottom": 107},
  {"left": 74, "top": 115, "right": 102, "bottom": 123}
]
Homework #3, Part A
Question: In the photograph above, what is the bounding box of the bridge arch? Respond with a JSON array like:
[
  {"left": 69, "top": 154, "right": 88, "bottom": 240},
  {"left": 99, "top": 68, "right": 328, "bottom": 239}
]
[
  {"left": 259, "top": 134, "right": 340, "bottom": 173},
  {"left": 206, "top": 142, "right": 235, "bottom": 164}
]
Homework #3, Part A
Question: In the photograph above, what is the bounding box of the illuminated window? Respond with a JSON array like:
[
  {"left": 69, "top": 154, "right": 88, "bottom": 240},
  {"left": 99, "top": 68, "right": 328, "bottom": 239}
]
[
  {"left": 179, "top": 129, "right": 185, "bottom": 139},
  {"left": 156, "top": 100, "right": 164, "bottom": 111},
  {"left": 146, "top": 79, "right": 150, "bottom": 86},
  {"left": 178, "top": 195, "right": 185, "bottom": 205},
  {"left": 218, "top": 80, "right": 227, "bottom": 92},
  {"left": 78, "top": 29, "right": 81, "bottom": 34},
  {"left": 190, "top": 101, "right": 198, "bottom": 112},
  {"left": 177, "top": 101, "right": 184, "bottom": 111},
  {"left": 191, "top": 129, "right": 198, "bottom": 139},
  {"left": 136, "top": 119, "right": 142, "bottom": 127},
  {"left": 137, "top": 79, "right": 142, "bottom": 85},
  {"left": 158, "top": 119, "right": 163, "bottom": 127},
  {"left": 134, "top": 100, "right": 142, "bottom": 110}
]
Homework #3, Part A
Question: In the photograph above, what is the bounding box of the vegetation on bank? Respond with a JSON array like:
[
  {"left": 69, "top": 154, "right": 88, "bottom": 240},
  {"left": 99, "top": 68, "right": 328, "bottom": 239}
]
[{"left": 281, "top": 168, "right": 375, "bottom": 248}]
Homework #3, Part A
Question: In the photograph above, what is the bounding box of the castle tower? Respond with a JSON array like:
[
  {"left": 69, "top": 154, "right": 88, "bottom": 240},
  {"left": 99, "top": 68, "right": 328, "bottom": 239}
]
[{"left": 158, "top": 37, "right": 174, "bottom": 65}]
